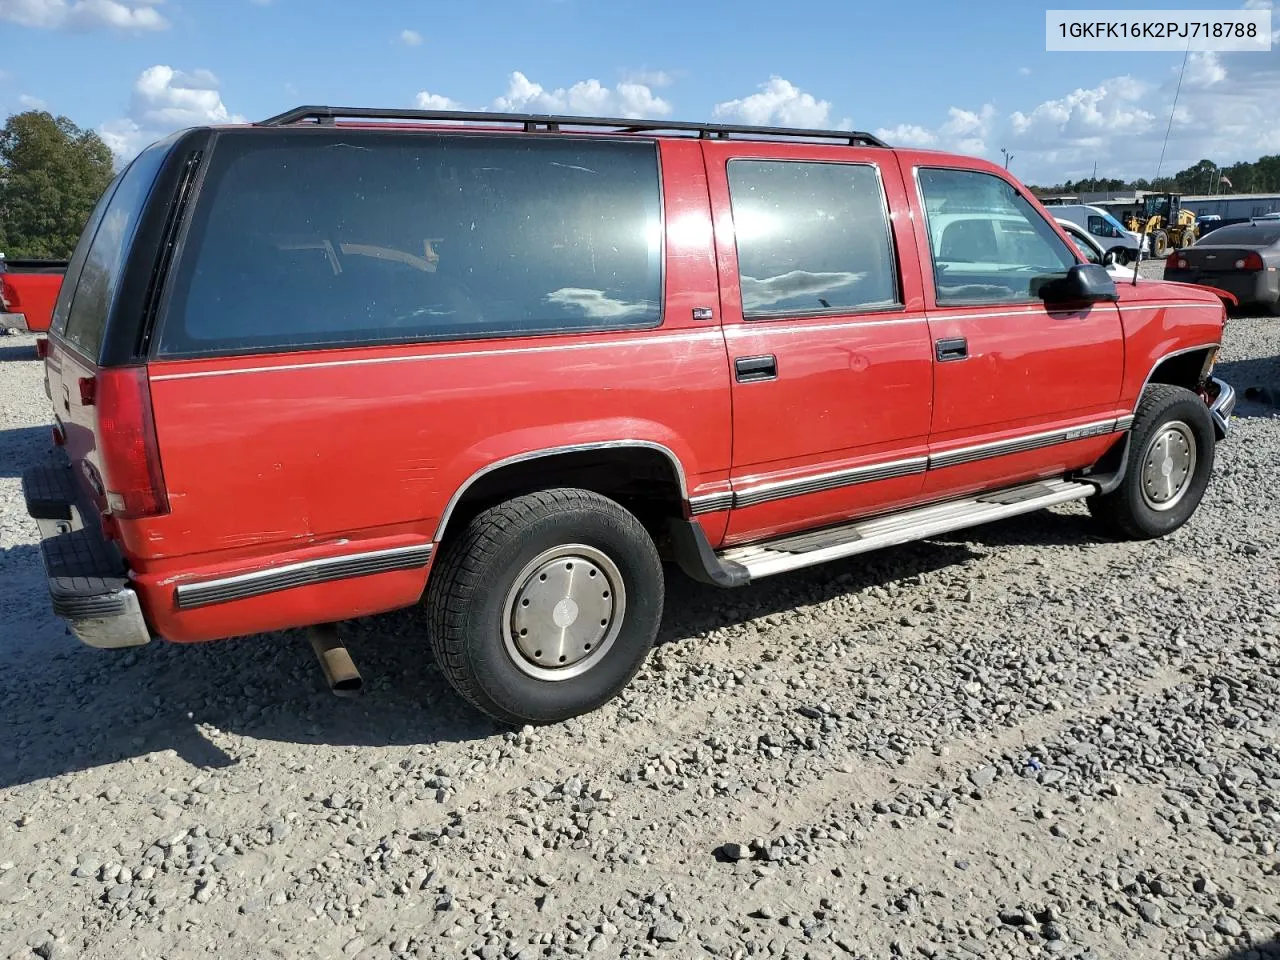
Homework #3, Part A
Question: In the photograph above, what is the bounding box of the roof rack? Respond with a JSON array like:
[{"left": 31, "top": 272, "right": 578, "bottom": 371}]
[{"left": 257, "top": 105, "right": 888, "bottom": 148}]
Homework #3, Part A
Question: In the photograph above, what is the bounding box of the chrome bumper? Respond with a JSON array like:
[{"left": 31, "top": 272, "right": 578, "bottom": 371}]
[
  {"left": 1208, "top": 376, "right": 1236, "bottom": 440},
  {"left": 1, "top": 311, "right": 28, "bottom": 331}
]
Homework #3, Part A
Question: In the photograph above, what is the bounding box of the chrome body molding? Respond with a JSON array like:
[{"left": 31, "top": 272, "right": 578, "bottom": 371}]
[
  {"left": 688, "top": 490, "right": 734, "bottom": 516},
  {"left": 732, "top": 456, "right": 927, "bottom": 509},
  {"left": 175, "top": 543, "right": 434, "bottom": 610},
  {"left": 927, "top": 418, "right": 1123, "bottom": 470},
  {"left": 433, "top": 440, "right": 692, "bottom": 541},
  {"left": 691, "top": 417, "right": 1138, "bottom": 515}
]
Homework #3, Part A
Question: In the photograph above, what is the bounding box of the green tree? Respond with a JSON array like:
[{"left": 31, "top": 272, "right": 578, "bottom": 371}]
[{"left": 0, "top": 110, "right": 114, "bottom": 259}]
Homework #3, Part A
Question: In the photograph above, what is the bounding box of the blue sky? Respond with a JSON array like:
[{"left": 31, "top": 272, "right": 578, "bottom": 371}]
[{"left": 1, "top": 0, "right": 1277, "bottom": 185}]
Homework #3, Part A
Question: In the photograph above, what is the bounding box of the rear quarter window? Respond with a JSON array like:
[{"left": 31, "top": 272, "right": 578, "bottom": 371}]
[
  {"left": 158, "top": 132, "right": 664, "bottom": 357},
  {"left": 57, "top": 143, "right": 170, "bottom": 361}
]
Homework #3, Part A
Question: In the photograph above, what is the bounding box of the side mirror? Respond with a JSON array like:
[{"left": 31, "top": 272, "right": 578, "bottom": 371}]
[
  {"left": 1038, "top": 263, "right": 1119, "bottom": 304},
  {"left": 1102, "top": 250, "right": 1121, "bottom": 267}
]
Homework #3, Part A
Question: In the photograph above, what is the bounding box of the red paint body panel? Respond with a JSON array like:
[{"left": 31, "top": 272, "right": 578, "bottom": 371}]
[
  {"left": 2, "top": 271, "right": 63, "bottom": 331},
  {"left": 701, "top": 141, "right": 935, "bottom": 542},
  {"left": 121, "top": 139, "right": 732, "bottom": 642},
  {"left": 35, "top": 127, "right": 1227, "bottom": 649}
]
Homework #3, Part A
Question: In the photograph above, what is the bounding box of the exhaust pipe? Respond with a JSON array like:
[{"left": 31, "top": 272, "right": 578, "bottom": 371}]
[{"left": 308, "top": 624, "right": 363, "bottom": 698}]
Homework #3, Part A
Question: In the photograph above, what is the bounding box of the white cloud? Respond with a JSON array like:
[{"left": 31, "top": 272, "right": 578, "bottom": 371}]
[
  {"left": 0, "top": 0, "right": 167, "bottom": 30},
  {"left": 712, "top": 76, "right": 830, "bottom": 127},
  {"left": 100, "top": 64, "right": 243, "bottom": 163},
  {"left": 874, "top": 104, "right": 995, "bottom": 155},
  {"left": 1018, "top": 67, "right": 1032, "bottom": 77},
  {"left": 17, "top": 93, "right": 47, "bottom": 109},
  {"left": 415, "top": 90, "right": 460, "bottom": 110},
  {"left": 398, "top": 28, "right": 422, "bottom": 46},
  {"left": 874, "top": 123, "right": 937, "bottom": 148},
  {"left": 622, "top": 69, "right": 673, "bottom": 88},
  {"left": 493, "top": 71, "right": 670, "bottom": 118}
]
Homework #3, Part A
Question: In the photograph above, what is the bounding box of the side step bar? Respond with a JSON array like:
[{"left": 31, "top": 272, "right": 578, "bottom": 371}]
[{"left": 718, "top": 479, "right": 1095, "bottom": 581}]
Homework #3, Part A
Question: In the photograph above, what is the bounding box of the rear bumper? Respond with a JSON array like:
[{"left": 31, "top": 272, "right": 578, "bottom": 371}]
[
  {"left": 1165, "top": 269, "right": 1279, "bottom": 305},
  {"left": 21, "top": 458, "right": 152, "bottom": 649},
  {"left": 1208, "top": 377, "right": 1236, "bottom": 440},
  {"left": 1, "top": 311, "right": 28, "bottom": 331}
]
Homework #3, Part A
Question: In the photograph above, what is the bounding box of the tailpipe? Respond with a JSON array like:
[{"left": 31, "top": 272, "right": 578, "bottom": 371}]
[{"left": 308, "top": 624, "right": 363, "bottom": 698}]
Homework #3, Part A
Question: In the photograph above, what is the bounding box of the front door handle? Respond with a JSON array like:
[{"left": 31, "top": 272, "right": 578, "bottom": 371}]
[
  {"left": 935, "top": 337, "right": 968, "bottom": 362},
  {"left": 735, "top": 354, "right": 778, "bottom": 383}
]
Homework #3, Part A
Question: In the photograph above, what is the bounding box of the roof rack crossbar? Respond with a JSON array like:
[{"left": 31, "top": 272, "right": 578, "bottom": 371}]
[{"left": 257, "top": 105, "right": 888, "bottom": 148}]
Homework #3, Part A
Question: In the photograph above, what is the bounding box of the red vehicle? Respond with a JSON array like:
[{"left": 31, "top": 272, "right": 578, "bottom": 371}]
[
  {"left": 0, "top": 257, "right": 67, "bottom": 332},
  {"left": 23, "top": 107, "right": 1236, "bottom": 723}
]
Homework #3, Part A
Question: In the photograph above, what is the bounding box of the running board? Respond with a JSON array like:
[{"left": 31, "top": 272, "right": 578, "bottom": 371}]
[{"left": 719, "top": 479, "right": 1095, "bottom": 580}]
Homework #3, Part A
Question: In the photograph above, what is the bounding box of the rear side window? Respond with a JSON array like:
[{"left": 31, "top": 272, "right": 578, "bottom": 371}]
[
  {"left": 727, "top": 160, "right": 899, "bottom": 317},
  {"left": 158, "top": 133, "right": 663, "bottom": 356},
  {"left": 58, "top": 143, "right": 170, "bottom": 360}
]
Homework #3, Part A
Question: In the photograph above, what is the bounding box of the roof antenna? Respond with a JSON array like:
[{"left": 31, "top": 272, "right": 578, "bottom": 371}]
[{"left": 1137, "top": 42, "right": 1191, "bottom": 286}]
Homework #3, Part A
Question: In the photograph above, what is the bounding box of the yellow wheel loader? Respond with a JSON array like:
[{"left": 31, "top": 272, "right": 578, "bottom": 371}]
[{"left": 1126, "top": 193, "right": 1199, "bottom": 258}]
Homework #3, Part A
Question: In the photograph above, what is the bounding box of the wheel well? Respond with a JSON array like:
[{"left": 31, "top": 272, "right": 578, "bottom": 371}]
[
  {"left": 1145, "top": 349, "right": 1214, "bottom": 392},
  {"left": 437, "top": 447, "right": 685, "bottom": 546}
]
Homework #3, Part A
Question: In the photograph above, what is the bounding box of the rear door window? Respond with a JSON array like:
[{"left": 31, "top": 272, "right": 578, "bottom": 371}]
[
  {"left": 726, "top": 159, "right": 899, "bottom": 318},
  {"left": 58, "top": 143, "right": 170, "bottom": 361},
  {"left": 158, "top": 132, "right": 664, "bottom": 357}
]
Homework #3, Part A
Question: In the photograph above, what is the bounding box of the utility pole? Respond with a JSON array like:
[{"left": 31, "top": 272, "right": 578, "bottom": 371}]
[{"left": 1001, "top": 148, "right": 1013, "bottom": 170}]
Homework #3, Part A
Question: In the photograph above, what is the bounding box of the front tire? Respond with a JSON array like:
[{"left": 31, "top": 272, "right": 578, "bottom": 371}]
[
  {"left": 1088, "top": 384, "right": 1215, "bottom": 540},
  {"left": 1150, "top": 230, "right": 1170, "bottom": 259},
  {"left": 426, "top": 488, "right": 664, "bottom": 724}
]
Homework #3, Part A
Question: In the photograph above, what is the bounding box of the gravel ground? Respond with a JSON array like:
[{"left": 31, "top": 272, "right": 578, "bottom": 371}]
[{"left": 1, "top": 287, "right": 1278, "bottom": 959}]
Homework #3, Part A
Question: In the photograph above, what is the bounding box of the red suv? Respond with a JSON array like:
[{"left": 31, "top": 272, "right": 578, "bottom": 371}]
[{"left": 24, "top": 106, "right": 1236, "bottom": 723}]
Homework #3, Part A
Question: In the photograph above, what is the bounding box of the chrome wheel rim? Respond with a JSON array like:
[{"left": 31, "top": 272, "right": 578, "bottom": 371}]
[
  {"left": 501, "top": 544, "right": 625, "bottom": 682},
  {"left": 1140, "top": 421, "right": 1196, "bottom": 512}
]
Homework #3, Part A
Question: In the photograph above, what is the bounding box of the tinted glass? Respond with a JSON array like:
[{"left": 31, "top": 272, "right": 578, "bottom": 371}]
[
  {"left": 60, "top": 144, "right": 169, "bottom": 359},
  {"left": 919, "top": 168, "right": 1077, "bottom": 305},
  {"left": 49, "top": 173, "right": 122, "bottom": 337},
  {"left": 1198, "top": 223, "right": 1280, "bottom": 246},
  {"left": 159, "top": 133, "right": 663, "bottom": 356},
  {"left": 727, "top": 160, "right": 898, "bottom": 317}
]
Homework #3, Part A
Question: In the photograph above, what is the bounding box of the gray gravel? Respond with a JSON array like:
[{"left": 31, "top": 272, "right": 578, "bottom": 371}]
[{"left": 1, "top": 295, "right": 1278, "bottom": 959}]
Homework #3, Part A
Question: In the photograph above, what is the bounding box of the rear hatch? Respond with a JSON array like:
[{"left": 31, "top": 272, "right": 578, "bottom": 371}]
[{"left": 44, "top": 140, "right": 178, "bottom": 519}]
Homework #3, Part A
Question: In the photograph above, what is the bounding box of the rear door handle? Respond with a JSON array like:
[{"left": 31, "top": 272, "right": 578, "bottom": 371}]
[
  {"left": 935, "top": 337, "right": 968, "bottom": 362},
  {"left": 735, "top": 354, "right": 778, "bottom": 383}
]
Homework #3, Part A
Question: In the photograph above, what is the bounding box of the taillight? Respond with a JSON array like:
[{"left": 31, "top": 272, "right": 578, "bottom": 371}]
[
  {"left": 1166, "top": 253, "right": 1187, "bottom": 270},
  {"left": 1235, "top": 252, "right": 1264, "bottom": 271},
  {"left": 0, "top": 277, "right": 16, "bottom": 311},
  {"left": 35, "top": 337, "right": 49, "bottom": 359},
  {"left": 95, "top": 366, "right": 169, "bottom": 519}
]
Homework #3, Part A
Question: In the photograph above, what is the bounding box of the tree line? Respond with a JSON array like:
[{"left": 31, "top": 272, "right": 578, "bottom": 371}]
[
  {"left": 0, "top": 110, "right": 114, "bottom": 260},
  {"left": 1030, "top": 155, "right": 1280, "bottom": 197}
]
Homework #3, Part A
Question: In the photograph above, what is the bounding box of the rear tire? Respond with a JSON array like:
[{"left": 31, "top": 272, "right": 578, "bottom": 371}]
[
  {"left": 1088, "top": 384, "right": 1215, "bottom": 540},
  {"left": 426, "top": 488, "right": 664, "bottom": 724}
]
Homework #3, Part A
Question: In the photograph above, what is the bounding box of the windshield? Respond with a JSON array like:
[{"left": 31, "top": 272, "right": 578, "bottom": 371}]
[
  {"left": 1101, "top": 211, "right": 1130, "bottom": 235},
  {"left": 1198, "top": 224, "right": 1280, "bottom": 246}
]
